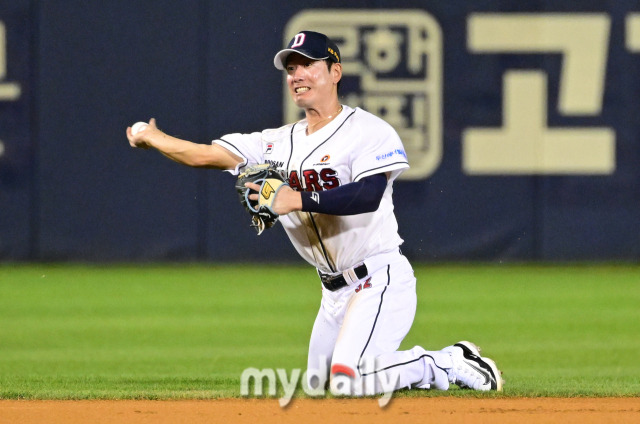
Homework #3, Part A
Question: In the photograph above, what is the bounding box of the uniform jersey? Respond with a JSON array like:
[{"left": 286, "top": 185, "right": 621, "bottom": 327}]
[{"left": 213, "top": 105, "right": 409, "bottom": 273}]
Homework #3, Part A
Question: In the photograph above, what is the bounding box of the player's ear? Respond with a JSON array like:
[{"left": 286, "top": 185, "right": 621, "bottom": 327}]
[{"left": 331, "top": 62, "right": 342, "bottom": 85}]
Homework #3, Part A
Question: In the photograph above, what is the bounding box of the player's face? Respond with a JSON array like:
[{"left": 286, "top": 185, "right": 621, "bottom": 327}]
[{"left": 285, "top": 54, "right": 337, "bottom": 109}]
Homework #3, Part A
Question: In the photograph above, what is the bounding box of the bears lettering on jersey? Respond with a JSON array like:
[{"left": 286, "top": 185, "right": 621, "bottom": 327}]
[
  {"left": 303, "top": 170, "right": 323, "bottom": 191},
  {"left": 289, "top": 171, "right": 302, "bottom": 190},
  {"left": 319, "top": 169, "right": 340, "bottom": 189},
  {"left": 288, "top": 169, "right": 339, "bottom": 191}
]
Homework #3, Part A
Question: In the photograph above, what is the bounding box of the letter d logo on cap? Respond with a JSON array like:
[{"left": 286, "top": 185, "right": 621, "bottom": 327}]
[{"left": 291, "top": 33, "right": 306, "bottom": 48}]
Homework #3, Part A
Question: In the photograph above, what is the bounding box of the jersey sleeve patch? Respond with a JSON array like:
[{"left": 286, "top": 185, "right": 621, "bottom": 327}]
[{"left": 375, "top": 148, "right": 408, "bottom": 162}]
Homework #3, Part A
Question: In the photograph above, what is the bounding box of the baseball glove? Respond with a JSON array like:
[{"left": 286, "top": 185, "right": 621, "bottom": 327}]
[{"left": 235, "top": 163, "right": 289, "bottom": 235}]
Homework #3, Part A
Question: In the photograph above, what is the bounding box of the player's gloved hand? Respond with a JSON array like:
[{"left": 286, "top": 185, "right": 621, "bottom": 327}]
[
  {"left": 245, "top": 182, "right": 301, "bottom": 216},
  {"left": 235, "top": 164, "right": 291, "bottom": 235}
]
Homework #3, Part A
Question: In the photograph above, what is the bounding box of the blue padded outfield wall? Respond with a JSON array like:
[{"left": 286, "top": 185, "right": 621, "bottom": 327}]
[{"left": 0, "top": 1, "right": 638, "bottom": 262}]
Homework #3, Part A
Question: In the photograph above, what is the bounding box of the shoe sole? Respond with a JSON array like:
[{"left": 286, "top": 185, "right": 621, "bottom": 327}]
[{"left": 454, "top": 341, "right": 503, "bottom": 391}]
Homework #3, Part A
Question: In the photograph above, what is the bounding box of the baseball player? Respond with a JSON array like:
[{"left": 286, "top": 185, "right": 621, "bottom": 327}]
[{"left": 127, "top": 30, "right": 502, "bottom": 395}]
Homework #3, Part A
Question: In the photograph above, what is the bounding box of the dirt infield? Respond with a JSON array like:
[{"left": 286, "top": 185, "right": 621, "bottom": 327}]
[{"left": 1, "top": 398, "right": 639, "bottom": 424}]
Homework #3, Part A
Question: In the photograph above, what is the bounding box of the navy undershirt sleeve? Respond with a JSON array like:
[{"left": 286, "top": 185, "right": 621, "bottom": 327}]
[{"left": 299, "top": 173, "right": 387, "bottom": 215}]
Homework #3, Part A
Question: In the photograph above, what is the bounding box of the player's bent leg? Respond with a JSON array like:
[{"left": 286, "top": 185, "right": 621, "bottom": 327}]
[{"left": 323, "top": 251, "right": 503, "bottom": 395}]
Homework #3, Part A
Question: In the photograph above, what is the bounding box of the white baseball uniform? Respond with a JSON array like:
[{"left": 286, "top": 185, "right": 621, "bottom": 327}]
[{"left": 214, "top": 105, "right": 453, "bottom": 394}]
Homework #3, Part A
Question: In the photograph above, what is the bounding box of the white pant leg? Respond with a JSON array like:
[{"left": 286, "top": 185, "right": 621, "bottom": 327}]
[
  {"left": 369, "top": 346, "right": 452, "bottom": 392},
  {"left": 306, "top": 290, "right": 342, "bottom": 390}
]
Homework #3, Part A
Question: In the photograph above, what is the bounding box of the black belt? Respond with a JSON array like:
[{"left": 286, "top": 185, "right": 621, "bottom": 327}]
[{"left": 318, "top": 264, "right": 369, "bottom": 291}]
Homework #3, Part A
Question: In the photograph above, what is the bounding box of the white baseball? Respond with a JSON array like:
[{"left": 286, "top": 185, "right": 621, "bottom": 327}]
[{"left": 131, "top": 121, "right": 148, "bottom": 135}]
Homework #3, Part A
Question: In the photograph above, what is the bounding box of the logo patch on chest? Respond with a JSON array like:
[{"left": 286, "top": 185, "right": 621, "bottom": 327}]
[{"left": 313, "top": 154, "right": 332, "bottom": 166}]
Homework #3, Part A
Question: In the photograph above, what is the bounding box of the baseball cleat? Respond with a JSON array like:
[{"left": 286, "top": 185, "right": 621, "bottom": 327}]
[{"left": 443, "top": 341, "right": 503, "bottom": 391}]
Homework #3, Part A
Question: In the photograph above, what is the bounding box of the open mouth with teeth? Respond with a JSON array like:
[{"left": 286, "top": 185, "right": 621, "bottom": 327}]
[{"left": 295, "top": 87, "right": 310, "bottom": 93}]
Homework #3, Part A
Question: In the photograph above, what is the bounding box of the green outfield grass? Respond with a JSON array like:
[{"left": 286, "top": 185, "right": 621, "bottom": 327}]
[{"left": 0, "top": 263, "right": 638, "bottom": 399}]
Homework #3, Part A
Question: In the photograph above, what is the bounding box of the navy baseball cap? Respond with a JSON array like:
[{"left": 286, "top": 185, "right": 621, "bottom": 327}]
[{"left": 273, "top": 31, "right": 341, "bottom": 70}]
